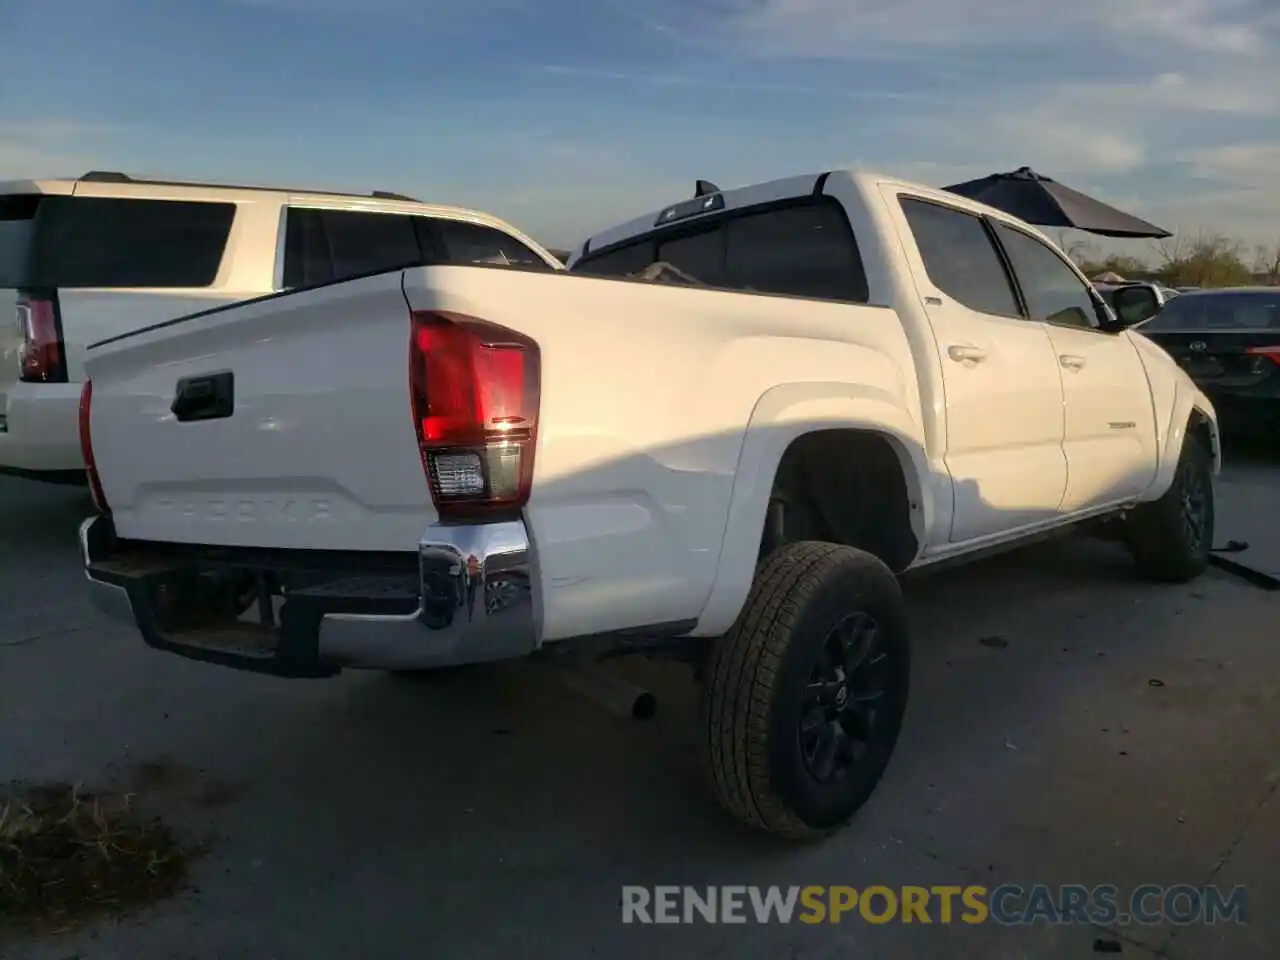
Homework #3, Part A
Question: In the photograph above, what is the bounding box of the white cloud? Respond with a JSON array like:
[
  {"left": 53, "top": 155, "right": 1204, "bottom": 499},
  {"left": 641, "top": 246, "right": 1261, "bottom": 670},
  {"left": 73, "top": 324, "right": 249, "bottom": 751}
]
[
  {"left": 697, "top": 0, "right": 1279, "bottom": 241},
  {"left": 533, "top": 65, "right": 949, "bottom": 103},
  {"left": 1185, "top": 143, "right": 1280, "bottom": 186},
  {"left": 227, "top": 0, "right": 524, "bottom": 15},
  {"left": 720, "top": 0, "right": 1271, "bottom": 56}
]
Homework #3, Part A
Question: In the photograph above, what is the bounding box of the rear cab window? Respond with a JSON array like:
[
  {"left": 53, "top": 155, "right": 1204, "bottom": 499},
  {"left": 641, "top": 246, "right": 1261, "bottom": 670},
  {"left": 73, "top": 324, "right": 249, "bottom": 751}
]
[
  {"left": 0, "top": 194, "right": 235, "bottom": 289},
  {"left": 570, "top": 196, "right": 870, "bottom": 304},
  {"left": 282, "top": 208, "right": 554, "bottom": 290}
]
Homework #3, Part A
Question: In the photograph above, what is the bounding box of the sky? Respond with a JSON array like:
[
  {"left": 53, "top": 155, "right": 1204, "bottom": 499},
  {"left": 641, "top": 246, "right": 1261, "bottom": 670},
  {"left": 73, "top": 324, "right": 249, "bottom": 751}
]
[{"left": 2, "top": 0, "right": 1278, "bottom": 258}]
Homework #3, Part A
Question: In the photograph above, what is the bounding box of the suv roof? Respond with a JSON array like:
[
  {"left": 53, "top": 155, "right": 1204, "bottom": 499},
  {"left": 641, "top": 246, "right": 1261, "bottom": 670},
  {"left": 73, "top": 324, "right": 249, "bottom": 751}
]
[
  {"left": 0, "top": 169, "right": 415, "bottom": 201},
  {"left": 0, "top": 170, "right": 535, "bottom": 243}
]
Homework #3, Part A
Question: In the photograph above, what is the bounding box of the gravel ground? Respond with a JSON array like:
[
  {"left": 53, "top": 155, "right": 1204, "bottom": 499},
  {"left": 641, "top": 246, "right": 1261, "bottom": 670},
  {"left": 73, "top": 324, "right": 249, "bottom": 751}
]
[{"left": 2, "top": 449, "right": 1278, "bottom": 959}]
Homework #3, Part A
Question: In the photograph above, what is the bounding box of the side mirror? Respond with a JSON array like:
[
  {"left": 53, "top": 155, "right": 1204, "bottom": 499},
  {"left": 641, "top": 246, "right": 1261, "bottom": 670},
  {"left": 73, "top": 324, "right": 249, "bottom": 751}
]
[{"left": 1110, "top": 286, "right": 1160, "bottom": 329}]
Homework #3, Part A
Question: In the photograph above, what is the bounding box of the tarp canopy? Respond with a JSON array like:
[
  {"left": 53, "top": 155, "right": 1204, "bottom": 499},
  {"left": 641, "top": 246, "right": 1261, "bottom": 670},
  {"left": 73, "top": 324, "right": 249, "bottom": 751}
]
[{"left": 942, "top": 167, "right": 1171, "bottom": 239}]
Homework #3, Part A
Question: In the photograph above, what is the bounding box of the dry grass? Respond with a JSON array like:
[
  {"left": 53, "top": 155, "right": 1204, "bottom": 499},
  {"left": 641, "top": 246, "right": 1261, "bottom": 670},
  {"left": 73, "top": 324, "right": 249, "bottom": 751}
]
[{"left": 0, "top": 781, "right": 200, "bottom": 937}]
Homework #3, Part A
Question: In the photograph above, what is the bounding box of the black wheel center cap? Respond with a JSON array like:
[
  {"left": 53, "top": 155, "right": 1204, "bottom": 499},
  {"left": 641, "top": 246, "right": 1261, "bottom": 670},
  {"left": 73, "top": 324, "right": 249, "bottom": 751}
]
[{"left": 834, "top": 685, "right": 849, "bottom": 708}]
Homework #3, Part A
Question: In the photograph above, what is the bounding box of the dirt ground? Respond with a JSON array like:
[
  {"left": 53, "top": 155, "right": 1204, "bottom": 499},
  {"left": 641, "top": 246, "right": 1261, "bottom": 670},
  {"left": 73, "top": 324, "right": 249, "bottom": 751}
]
[{"left": 1, "top": 449, "right": 1277, "bottom": 959}]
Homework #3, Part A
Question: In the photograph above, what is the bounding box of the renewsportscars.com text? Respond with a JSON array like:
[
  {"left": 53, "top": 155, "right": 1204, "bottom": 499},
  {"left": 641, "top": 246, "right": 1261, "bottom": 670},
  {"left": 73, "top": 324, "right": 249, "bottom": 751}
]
[{"left": 620, "top": 884, "right": 1248, "bottom": 926}]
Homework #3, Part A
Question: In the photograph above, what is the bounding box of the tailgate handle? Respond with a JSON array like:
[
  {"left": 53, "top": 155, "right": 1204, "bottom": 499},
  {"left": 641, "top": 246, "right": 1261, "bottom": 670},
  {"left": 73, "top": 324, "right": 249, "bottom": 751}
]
[{"left": 172, "top": 371, "right": 234, "bottom": 422}]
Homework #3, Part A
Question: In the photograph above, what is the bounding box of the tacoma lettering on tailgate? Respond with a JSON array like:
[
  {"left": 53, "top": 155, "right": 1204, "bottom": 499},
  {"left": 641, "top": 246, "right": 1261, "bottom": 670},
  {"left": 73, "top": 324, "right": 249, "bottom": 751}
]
[{"left": 152, "top": 498, "right": 337, "bottom": 524}]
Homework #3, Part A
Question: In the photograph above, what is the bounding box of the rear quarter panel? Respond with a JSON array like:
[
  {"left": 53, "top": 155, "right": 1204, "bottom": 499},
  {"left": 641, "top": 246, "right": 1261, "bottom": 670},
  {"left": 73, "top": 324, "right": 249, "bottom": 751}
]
[{"left": 404, "top": 266, "right": 927, "bottom": 640}]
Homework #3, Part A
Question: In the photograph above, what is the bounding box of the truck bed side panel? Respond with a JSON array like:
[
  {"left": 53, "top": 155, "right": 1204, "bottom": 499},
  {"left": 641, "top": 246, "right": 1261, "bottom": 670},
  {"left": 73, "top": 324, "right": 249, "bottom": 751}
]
[{"left": 402, "top": 266, "right": 920, "bottom": 641}]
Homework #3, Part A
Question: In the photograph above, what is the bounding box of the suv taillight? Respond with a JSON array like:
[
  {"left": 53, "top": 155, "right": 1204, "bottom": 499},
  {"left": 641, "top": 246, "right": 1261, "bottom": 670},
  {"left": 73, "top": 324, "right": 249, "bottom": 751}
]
[
  {"left": 78, "top": 380, "right": 109, "bottom": 513},
  {"left": 408, "top": 310, "right": 540, "bottom": 520},
  {"left": 16, "top": 292, "right": 67, "bottom": 383},
  {"left": 1246, "top": 345, "right": 1280, "bottom": 366}
]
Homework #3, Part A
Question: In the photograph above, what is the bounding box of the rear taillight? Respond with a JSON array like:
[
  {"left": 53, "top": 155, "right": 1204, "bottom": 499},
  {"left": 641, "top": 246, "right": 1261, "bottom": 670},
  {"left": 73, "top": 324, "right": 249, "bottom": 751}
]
[
  {"left": 16, "top": 292, "right": 67, "bottom": 383},
  {"left": 408, "top": 310, "right": 540, "bottom": 520},
  {"left": 1245, "top": 346, "right": 1280, "bottom": 366},
  {"left": 78, "top": 380, "right": 109, "bottom": 513}
]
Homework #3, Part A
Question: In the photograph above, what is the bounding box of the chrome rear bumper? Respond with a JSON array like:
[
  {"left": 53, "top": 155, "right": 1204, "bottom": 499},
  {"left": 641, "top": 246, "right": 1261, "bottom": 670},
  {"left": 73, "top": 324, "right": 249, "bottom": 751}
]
[{"left": 80, "top": 514, "right": 539, "bottom": 677}]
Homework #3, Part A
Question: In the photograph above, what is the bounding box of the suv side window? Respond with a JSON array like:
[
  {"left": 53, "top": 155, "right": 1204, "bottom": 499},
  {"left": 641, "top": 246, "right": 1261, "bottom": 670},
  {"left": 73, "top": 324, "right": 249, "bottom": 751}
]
[
  {"left": 324, "top": 209, "right": 422, "bottom": 280},
  {"left": 435, "top": 219, "right": 552, "bottom": 270},
  {"left": 283, "top": 208, "right": 424, "bottom": 289},
  {"left": 899, "top": 198, "right": 1020, "bottom": 318},
  {"left": 991, "top": 221, "right": 1100, "bottom": 330}
]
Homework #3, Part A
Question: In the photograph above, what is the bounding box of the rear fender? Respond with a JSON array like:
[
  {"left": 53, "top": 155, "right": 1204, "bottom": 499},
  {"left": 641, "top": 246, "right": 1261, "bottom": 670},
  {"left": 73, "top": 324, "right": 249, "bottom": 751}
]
[{"left": 693, "top": 382, "right": 930, "bottom": 636}]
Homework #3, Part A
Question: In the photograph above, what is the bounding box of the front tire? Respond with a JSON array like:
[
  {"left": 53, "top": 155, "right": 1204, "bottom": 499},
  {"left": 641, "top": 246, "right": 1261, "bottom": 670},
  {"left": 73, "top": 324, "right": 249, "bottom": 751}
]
[
  {"left": 1124, "top": 435, "right": 1214, "bottom": 583},
  {"left": 700, "top": 542, "right": 911, "bottom": 840}
]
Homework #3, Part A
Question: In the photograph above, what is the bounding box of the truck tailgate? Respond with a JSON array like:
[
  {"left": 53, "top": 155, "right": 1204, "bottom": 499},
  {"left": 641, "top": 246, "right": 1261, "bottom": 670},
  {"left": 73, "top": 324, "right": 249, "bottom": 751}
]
[{"left": 84, "top": 273, "right": 437, "bottom": 551}]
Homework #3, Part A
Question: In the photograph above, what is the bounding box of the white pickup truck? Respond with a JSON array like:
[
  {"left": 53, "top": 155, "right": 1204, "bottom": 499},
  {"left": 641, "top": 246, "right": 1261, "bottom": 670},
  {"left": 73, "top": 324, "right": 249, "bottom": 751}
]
[
  {"left": 0, "top": 171, "right": 559, "bottom": 483},
  {"left": 78, "top": 168, "right": 1219, "bottom": 841}
]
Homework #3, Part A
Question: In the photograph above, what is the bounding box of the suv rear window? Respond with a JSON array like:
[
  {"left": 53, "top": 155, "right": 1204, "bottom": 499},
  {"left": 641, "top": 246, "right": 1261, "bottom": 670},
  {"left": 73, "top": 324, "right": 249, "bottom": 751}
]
[
  {"left": 571, "top": 198, "right": 869, "bottom": 303},
  {"left": 0, "top": 195, "right": 235, "bottom": 289}
]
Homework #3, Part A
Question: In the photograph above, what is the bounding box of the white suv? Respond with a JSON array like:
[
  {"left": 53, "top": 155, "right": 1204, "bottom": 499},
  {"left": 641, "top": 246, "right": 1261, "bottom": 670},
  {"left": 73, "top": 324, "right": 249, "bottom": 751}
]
[{"left": 0, "top": 170, "right": 560, "bottom": 483}]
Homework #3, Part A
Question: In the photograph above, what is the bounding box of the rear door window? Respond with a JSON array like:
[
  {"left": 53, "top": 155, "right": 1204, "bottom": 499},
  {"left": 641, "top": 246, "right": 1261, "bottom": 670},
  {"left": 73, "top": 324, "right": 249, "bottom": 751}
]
[
  {"left": 435, "top": 219, "right": 552, "bottom": 269},
  {"left": 899, "top": 198, "right": 1020, "bottom": 318},
  {"left": 0, "top": 195, "right": 235, "bottom": 289},
  {"left": 283, "top": 208, "right": 426, "bottom": 288},
  {"left": 323, "top": 210, "right": 422, "bottom": 279},
  {"left": 571, "top": 198, "right": 869, "bottom": 303}
]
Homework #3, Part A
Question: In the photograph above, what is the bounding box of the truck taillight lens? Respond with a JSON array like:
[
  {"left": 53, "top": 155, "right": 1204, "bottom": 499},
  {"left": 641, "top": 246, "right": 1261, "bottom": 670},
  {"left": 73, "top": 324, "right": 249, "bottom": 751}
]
[
  {"left": 16, "top": 293, "right": 67, "bottom": 383},
  {"left": 408, "top": 310, "right": 540, "bottom": 520},
  {"left": 78, "top": 380, "right": 109, "bottom": 513}
]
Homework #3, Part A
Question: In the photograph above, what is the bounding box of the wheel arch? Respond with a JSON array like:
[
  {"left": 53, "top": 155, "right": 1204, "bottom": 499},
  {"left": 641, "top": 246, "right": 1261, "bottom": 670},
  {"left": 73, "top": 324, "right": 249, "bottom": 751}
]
[
  {"left": 1149, "top": 384, "right": 1221, "bottom": 500},
  {"left": 692, "top": 382, "right": 931, "bottom": 637}
]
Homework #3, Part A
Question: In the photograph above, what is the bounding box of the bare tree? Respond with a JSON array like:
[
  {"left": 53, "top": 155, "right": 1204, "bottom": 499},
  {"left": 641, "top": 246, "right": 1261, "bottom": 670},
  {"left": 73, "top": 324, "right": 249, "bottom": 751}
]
[
  {"left": 1151, "top": 230, "right": 1252, "bottom": 288},
  {"left": 1054, "top": 230, "right": 1095, "bottom": 266},
  {"left": 1251, "top": 240, "right": 1280, "bottom": 284}
]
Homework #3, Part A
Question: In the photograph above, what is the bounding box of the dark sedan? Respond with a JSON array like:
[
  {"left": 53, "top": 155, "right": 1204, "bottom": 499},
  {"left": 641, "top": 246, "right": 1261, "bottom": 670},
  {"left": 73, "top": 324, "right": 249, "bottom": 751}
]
[{"left": 1136, "top": 287, "right": 1280, "bottom": 439}]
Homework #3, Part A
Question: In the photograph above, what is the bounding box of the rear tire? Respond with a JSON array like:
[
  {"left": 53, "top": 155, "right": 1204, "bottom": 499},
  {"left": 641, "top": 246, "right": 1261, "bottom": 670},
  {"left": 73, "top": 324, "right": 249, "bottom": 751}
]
[
  {"left": 1125, "top": 435, "right": 1214, "bottom": 583},
  {"left": 700, "top": 542, "right": 910, "bottom": 840}
]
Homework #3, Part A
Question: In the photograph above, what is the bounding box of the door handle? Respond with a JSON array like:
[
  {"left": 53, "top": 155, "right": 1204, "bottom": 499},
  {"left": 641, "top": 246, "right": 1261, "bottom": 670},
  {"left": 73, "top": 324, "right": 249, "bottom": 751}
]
[
  {"left": 947, "top": 344, "right": 987, "bottom": 363},
  {"left": 1059, "top": 354, "right": 1086, "bottom": 370}
]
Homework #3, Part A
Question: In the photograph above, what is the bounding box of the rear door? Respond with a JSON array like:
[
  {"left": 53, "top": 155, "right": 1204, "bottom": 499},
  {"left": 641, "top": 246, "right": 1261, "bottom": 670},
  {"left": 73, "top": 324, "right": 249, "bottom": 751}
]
[{"left": 893, "top": 196, "right": 1069, "bottom": 543}]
